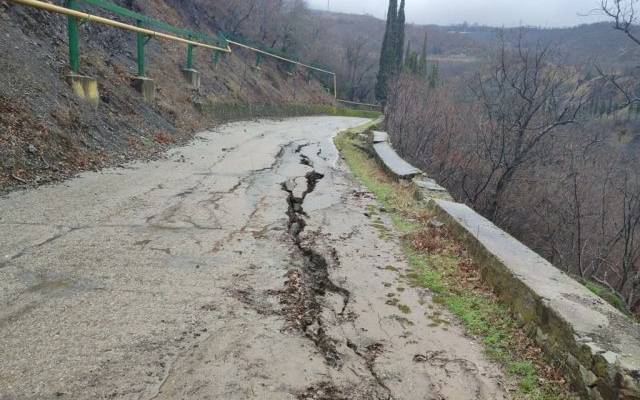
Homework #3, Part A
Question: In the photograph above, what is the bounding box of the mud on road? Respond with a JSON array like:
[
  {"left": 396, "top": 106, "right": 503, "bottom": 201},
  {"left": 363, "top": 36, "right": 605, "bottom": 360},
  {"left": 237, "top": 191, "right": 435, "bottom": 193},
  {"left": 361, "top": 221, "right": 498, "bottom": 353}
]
[{"left": 0, "top": 117, "right": 509, "bottom": 399}]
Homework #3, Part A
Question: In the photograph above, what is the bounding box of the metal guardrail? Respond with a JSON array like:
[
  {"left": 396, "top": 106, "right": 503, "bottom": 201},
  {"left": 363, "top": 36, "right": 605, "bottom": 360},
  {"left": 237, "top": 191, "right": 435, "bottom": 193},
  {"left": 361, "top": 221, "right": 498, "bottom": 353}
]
[
  {"left": 77, "top": 0, "right": 227, "bottom": 48},
  {"left": 8, "top": 0, "right": 230, "bottom": 75},
  {"left": 67, "top": 0, "right": 231, "bottom": 76},
  {"left": 7, "top": 0, "right": 381, "bottom": 108},
  {"left": 226, "top": 39, "right": 337, "bottom": 98},
  {"left": 337, "top": 99, "right": 383, "bottom": 110},
  {"left": 223, "top": 32, "right": 332, "bottom": 72}
]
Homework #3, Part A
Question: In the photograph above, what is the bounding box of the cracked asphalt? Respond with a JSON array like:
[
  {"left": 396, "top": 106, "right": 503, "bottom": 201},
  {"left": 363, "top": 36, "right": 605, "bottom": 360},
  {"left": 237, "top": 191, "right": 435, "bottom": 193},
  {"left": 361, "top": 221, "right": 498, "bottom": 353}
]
[{"left": 0, "top": 117, "right": 509, "bottom": 400}]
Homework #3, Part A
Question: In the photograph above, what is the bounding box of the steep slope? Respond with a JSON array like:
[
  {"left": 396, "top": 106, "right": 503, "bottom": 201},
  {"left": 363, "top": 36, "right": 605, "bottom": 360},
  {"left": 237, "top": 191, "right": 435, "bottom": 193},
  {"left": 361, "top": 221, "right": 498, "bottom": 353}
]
[{"left": 0, "top": 0, "right": 334, "bottom": 193}]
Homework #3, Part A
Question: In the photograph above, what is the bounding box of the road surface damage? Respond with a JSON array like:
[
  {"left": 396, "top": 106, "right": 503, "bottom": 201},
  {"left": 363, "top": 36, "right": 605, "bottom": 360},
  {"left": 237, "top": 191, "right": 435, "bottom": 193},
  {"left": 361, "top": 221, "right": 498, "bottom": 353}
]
[{"left": 0, "top": 117, "right": 508, "bottom": 400}]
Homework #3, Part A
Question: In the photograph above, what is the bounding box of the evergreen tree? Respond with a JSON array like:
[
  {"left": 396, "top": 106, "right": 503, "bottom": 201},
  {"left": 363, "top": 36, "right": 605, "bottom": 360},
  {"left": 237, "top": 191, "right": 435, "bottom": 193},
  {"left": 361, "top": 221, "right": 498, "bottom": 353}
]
[
  {"left": 394, "top": 0, "right": 406, "bottom": 72},
  {"left": 418, "top": 32, "right": 428, "bottom": 76},
  {"left": 375, "top": 0, "right": 398, "bottom": 102},
  {"left": 428, "top": 62, "right": 439, "bottom": 88},
  {"left": 375, "top": 0, "right": 406, "bottom": 102},
  {"left": 404, "top": 40, "right": 411, "bottom": 69},
  {"left": 408, "top": 52, "right": 419, "bottom": 73}
]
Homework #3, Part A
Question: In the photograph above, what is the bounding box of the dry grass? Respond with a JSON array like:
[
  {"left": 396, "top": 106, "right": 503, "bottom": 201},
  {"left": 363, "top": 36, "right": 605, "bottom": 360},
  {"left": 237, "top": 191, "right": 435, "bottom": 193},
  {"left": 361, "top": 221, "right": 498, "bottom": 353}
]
[{"left": 153, "top": 132, "right": 176, "bottom": 145}]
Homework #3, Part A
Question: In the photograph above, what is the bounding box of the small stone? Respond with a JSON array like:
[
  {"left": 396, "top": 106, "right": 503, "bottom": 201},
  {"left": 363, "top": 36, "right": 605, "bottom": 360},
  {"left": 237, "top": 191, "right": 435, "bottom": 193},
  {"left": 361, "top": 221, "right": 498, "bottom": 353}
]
[
  {"left": 27, "top": 144, "right": 37, "bottom": 154},
  {"left": 585, "top": 342, "right": 605, "bottom": 355},
  {"left": 535, "top": 327, "right": 549, "bottom": 344},
  {"left": 413, "top": 354, "right": 428, "bottom": 363},
  {"left": 601, "top": 351, "right": 618, "bottom": 364},
  {"left": 566, "top": 353, "right": 579, "bottom": 368},
  {"left": 579, "top": 365, "right": 598, "bottom": 387},
  {"left": 284, "top": 179, "right": 296, "bottom": 193}
]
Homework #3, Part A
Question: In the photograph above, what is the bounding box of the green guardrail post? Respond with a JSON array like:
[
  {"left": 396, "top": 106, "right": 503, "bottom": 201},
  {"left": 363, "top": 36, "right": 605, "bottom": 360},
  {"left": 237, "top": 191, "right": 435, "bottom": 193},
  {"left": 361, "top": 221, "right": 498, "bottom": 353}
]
[
  {"left": 255, "top": 53, "right": 263, "bottom": 68},
  {"left": 66, "top": 0, "right": 80, "bottom": 73},
  {"left": 135, "top": 20, "right": 146, "bottom": 77},
  {"left": 212, "top": 51, "right": 221, "bottom": 65},
  {"left": 186, "top": 36, "right": 194, "bottom": 69}
]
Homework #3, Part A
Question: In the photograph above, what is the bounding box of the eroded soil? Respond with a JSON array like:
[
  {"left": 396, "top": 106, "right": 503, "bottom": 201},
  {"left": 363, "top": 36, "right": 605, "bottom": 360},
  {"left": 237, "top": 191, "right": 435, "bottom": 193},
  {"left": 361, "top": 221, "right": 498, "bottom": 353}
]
[{"left": 0, "top": 117, "right": 509, "bottom": 399}]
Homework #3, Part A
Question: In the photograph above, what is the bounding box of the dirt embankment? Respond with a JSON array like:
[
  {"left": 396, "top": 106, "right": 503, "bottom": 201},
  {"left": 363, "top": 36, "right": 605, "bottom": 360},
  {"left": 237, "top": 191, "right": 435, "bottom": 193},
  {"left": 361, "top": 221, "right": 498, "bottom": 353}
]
[{"left": 0, "top": 0, "right": 334, "bottom": 194}]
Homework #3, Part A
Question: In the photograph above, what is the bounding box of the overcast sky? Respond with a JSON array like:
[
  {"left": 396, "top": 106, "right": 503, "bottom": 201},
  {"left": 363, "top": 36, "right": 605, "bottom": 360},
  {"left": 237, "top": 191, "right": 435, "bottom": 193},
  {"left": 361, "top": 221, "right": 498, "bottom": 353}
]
[{"left": 307, "top": 0, "right": 609, "bottom": 27}]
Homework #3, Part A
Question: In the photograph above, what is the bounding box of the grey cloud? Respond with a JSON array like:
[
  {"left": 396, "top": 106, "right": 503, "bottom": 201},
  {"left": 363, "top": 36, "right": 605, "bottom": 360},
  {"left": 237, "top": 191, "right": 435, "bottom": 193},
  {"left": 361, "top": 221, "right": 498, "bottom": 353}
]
[{"left": 308, "top": 0, "right": 609, "bottom": 27}]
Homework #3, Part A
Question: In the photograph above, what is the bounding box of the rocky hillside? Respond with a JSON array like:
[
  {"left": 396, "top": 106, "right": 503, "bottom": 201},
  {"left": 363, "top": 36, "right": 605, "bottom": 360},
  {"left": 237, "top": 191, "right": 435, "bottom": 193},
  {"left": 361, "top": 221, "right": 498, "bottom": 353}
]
[{"left": 0, "top": 0, "right": 334, "bottom": 193}]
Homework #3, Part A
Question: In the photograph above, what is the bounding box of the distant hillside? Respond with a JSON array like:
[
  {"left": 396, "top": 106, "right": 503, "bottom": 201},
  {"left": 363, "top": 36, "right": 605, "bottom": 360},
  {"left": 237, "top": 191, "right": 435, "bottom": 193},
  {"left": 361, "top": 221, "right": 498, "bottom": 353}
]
[
  {"left": 306, "top": 10, "right": 638, "bottom": 94},
  {"left": 451, "top": 23, "right": 640, "bottom": 70}
]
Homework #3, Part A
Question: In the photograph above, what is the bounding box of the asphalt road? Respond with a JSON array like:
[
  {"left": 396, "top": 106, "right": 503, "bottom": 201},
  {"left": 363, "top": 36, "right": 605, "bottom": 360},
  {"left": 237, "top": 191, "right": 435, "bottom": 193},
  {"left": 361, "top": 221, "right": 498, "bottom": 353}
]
[{"left": 0, "top": 117, "right": 508, "bottom": 400}]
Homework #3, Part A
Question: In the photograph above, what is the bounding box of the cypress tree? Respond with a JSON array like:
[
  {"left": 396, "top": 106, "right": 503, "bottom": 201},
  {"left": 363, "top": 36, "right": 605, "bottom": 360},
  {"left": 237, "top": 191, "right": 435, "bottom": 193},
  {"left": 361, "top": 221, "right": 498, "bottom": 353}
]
[
  {"left": 403, "top": 40, "right": 411, "bottom": 65},
  {"left": 418, "top": 32, "right": 428, "bottom": 76},
  {"left": 404, "top": 40, "right": 411, "bottom": 69},
  {"left": 408, "top": 52, "right": 419, "bottom": 73},
  {"left": 375, "top": 0, "right": 398, "bottom": 102},
  {"left": 394, "top": 0, "right": 406, "bottom": 72},
  {"left": 428, "top": 62, "right": 439, "bottom": 88},
  {"left": 375, "top": 0, "right": 406, "bottom": 102}
]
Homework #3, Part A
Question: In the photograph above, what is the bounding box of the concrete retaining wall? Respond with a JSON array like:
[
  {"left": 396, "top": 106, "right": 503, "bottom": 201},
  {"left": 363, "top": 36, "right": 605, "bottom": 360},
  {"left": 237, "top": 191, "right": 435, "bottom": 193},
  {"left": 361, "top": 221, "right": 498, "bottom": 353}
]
[{"left": 370, "top": 130, "right": 640, "bottom": 400}]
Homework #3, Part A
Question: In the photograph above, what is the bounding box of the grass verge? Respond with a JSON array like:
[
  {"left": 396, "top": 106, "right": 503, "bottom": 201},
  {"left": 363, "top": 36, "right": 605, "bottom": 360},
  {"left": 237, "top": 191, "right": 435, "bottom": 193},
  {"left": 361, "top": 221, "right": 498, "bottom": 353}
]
[
  {"left": 583, "top": 280, "right": 629, "bottom": 316},
  {"left": 334, "top": 124, "right": 577, "bottom": 400}
]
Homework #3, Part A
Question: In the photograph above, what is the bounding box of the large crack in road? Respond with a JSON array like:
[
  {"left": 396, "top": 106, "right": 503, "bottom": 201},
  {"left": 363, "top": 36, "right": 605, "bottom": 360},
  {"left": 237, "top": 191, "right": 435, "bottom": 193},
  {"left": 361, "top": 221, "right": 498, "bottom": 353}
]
[
  {"left": 0, "top": 117, "right": 510, "bottom": 400},
  {"left": 282, "top": 166, "right": 350, "bottom": 370},
  {"left": 280, "top": 150, "right": 395, "bottom": 400}
]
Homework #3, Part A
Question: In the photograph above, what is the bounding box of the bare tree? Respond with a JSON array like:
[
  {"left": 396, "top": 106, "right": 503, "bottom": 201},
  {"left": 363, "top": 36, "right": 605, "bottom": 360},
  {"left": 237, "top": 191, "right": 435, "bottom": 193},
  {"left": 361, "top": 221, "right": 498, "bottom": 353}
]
[
  {"left": 602, "top": 0, "right": 640, "bottom": 46},
  {"left": 343, "top": 37, "right": 376, "bottom": 101},
  {"left": 597, "top": 0, "right": 640, "bottom": 311},
  {"left": 464, "top": 35, "right": 586, "bottom": 219},
  {"left": 226, "top": 0, "right": 258, "bottom": 35},
  {"left": 598, "top": 0, "right": 640, "bottom": 108},
  {"left": 385, "top": 25, "right": 640, "bottom": 315},
  {"left": 604, "top": 171, "right": 640, "bottom": 308}
]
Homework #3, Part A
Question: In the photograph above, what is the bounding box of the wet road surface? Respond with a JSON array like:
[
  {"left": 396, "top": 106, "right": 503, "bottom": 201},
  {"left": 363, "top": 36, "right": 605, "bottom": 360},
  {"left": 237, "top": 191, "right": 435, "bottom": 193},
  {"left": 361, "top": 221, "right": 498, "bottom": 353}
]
[{"left": 0, "top": 117, "right": 508, "bottom": 399}]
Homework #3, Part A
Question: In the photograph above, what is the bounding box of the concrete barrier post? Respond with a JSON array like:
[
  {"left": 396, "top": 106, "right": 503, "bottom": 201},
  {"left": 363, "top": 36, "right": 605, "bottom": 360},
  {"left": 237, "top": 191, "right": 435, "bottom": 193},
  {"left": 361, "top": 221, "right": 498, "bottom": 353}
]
[
  {"left": 131, "top": 76, "right": 155, "bottom": 102},
  {"left": 181, "top": 68, "right": 201, "bottom": 90},
  {"left": 67, "top": 74, "right": 99, "bottom": 108}
]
